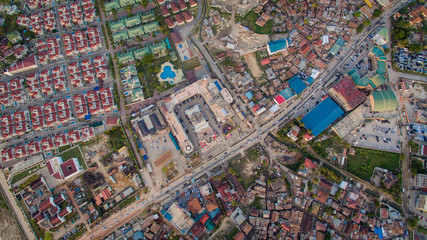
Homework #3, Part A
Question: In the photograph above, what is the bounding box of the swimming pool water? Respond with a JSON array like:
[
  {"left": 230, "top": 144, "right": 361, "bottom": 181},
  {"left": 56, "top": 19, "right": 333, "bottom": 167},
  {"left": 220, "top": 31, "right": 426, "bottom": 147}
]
[{"left": 160, "top": 66, "right": 176, "bottom": 80}]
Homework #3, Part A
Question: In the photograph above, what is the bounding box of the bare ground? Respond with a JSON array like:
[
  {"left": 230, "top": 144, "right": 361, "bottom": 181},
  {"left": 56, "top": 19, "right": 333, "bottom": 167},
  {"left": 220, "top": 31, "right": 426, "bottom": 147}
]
[
  {"left": 210, "top": 217, "right": 230, "bottom": 239},
  {"left": 243, "top": 53, "right": 263, "bottom": 78},
  {"left": 0, "top": 209, "right": 23, "bottom": 240}
]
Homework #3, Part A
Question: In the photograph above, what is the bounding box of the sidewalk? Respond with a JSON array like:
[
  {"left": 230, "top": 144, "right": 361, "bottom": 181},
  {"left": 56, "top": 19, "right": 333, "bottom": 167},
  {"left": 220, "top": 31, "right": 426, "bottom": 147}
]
[{"left": 0, "top": 173, "right": 36, "bottom": 240}]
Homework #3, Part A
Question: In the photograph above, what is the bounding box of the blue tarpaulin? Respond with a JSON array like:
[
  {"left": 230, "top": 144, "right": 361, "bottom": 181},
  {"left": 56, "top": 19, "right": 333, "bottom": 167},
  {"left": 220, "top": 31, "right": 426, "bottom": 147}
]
[{"left": 214, "top": 81, "right": 222, "bottom": 91}]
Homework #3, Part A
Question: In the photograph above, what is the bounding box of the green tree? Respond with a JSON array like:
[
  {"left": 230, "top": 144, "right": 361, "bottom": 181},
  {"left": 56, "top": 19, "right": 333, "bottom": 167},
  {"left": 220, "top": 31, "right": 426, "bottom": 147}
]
[
  {"left": 125, "top": 5, "right": 132, "bottom": 11},
  {"left": 141, "top": 0, "right": 148, "bottom": 7},
  {"left": 139, "top": 54, "right": 154, "bottom": 67},
  {"left": 44, "top": 232, "right": 53, "bottom": 240},
  {"left": 352, "top": 11, "right": 361, "bottom": 18},
  {"left": 408, "top": 44, "right": 424, "bottom": 53},
  {"left": 357, "top": 24, "right": 365, "bottom": 33},
  {"left": 362, "top": 20, "right": 371, "bottom": 26},
  {"left": 407, "top": 216, "right": 419, "bottom": 230},
  {"left": 373, "top": 9, "right": 383, "bottom": 18}
]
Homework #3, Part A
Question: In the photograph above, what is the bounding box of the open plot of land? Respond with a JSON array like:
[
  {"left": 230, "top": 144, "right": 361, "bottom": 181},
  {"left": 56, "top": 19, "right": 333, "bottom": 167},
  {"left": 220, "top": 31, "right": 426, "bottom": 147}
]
[
  {"left": 346, "top": 147, "right": 401, "bottom": 180},
  {"left": 237, "top": 11, "right": 273, "bottom": 34},
  {"left": 243, "top": 52, "right": 263, "bottom": 78},
  {"left": 182, "top": 57, "right": 201, "bottom": 71},
  {"left": 81, "top": 134, "right": 112, "bottom": 164},
  {"left": 228, "top": 145, "right": 265, "bottom": 189}
]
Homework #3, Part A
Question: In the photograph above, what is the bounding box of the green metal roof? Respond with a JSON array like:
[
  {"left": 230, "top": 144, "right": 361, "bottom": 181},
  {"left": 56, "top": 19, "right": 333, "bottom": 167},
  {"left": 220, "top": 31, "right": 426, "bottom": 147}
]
[
  {"left": 133, "top": 46, "right": 151, "bottom": 59},
  {"left": 143, "top": 21, "right": 159, "bottom": 33},
  {"left": 6, "top": 30, "right": 22, "bottom": 42},
  {"left": 149, "top": 42, "right": 167, "bottom": 53},
  {"left": 336, "top": 38, "right": 346, "bottom": 47},
  {"left": 371, "top": 46, "right": 385, "bottom": 58},
  {"left": 127, "top": 26, "right": 145, "bottom": 38},
  {"left": 376, "top": 27, "right": 389, "bottom": 43},
  {"left": 109, "top": 20, "right": 125, "bottom": 32},
  {"left": 329, "top": 43, "right": 340, "bottom": 55},
  {"left": 125, "top": 15, "right": 141, "bottom": 28},
  {"left": 104, "top": 0, "right": 120, "bottom": 11},
  {"left": 112, "top": 30, "right": 129, "bottom": 43},
  {"left": 117, "top": 51, "right": 135, "bottom": 63},
  {"left": 377, "top": 60, "right": 387, "bottom": 75},
  {"left": 140, "top": 12, "right": 155, "bottom": 23},
  {"left": 369, "top": 73, "right": 386, "bottom": 88},
  {"left": 370, "top": 90, "right": 397, "bottom": 112},
  {"left": 119, "top": 0, "right": 137, "bottom": 7}
]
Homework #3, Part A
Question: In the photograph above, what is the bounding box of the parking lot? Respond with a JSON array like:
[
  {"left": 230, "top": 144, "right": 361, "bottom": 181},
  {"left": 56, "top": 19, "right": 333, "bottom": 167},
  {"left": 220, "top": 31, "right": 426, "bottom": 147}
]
[{"left": 345, "top": 118, "right": 402, "bottom": 153}]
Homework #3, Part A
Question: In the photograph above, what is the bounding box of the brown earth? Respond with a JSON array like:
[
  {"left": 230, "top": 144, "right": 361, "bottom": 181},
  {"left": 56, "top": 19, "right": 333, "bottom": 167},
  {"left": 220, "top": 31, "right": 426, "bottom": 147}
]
[{"left": 0, "top": 209, "right": 24, "bottom": 240}]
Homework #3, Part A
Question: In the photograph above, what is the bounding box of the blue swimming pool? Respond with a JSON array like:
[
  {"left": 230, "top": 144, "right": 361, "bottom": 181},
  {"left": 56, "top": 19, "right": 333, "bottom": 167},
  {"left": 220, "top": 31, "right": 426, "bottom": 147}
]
[{"left": 160, "top": 66, "right": 176, "bottom": 80}]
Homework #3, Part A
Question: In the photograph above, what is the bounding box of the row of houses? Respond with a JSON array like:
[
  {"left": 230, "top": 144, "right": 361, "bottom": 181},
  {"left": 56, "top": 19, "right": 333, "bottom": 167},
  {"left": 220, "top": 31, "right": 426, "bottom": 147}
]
[
  {"left": 58, "top": 0, "right": 98, "bottom": 29},
  {"left": 16, "top": 9, "right": 57, "bottom": 36},
  {"left": 159, "top": 0, "right": 197, "bottom": 17},
  {"left": 63, "top": 27, "right": 103, "bottom": 58},
  {"left": 111, "top": 21, "right": 160, "bottom": 44},
  {"left": 165, "top": 10, "right": 194, "bottom": 28},
  {"left": 116, "top": 41, "right": 168, "bottom": 64},
  {"left": 27, "top": 66, "right": 68, "bottom": 100},
  {"left": 35, "top": 37, "right": 64, "bottom": 66},
  {"left": 28, "top": 98, "right": 75, "bottom": 131},
  {"left": 1, "top": 126, "right": 95, "bottom": 162},
  {"left": 69, "top": 55, "right": 108, "bottom": 89},
  {"left": 73, "top": 87, "right": 117, "bottom": 120}
]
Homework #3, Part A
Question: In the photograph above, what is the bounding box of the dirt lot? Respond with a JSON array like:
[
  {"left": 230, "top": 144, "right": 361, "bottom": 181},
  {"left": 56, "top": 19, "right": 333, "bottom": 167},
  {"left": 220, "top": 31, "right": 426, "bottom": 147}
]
[
  {"left": 0, "top": 209, "right": 23, "bottom": 240},
  {"left": 243, "top": 53, "right": 263, "bottom": 78},
  {"left": 80, "top": 134, "right": 111, "bottom": 164}
]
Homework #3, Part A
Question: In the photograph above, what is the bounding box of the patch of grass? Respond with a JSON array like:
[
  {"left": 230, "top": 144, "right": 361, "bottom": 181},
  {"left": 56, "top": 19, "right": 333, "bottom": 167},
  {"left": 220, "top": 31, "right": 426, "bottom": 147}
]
[
  {"left": 346, "top": 147, "right": 400, "bottom": 180},
  {"left": 250, "top": 196, "right": 263, "bottom": 209},
  {"left": 212, "top": 24, "right": 219, "bottom": 35},
  {"left": 11, "top": 165, "right": 40, "bottom": 185},
  {"left": 18, "top": 174, "right": 41, "bottom": 190},
  {"left": 228, "top": 158, "right": 258, "bottom": 189},
  {"left": 182, "top": 57, "right": 201, "bottom": 71},
  {"left": 68, "top": 228, "right": 87, "bottom": 240},
  {"left": 20, "top": 200, "right": 45, "bottom": 239},
  {"left": 58, "top": 144, "right": 72, "bottom": 152},
  {"left": 225, "top": 226, "right": 240, "bottom": 240},
  {"left": 59, "top": 147, "right": 87, "bottom": 170},
  {"left": 319, "top": 166, "right": 344, "bottom": 183},
  {"left": 286, "top": 159, "right": 304, "bottom": 173},
  {"left": 105, "top": 126, "right": 126, "bottom": 151},
  {"left": 117, "top": 195, "right": 136, "bottom": 209},
  {"left": 237, "top": 11, "right": 273, "bottom": 34}
]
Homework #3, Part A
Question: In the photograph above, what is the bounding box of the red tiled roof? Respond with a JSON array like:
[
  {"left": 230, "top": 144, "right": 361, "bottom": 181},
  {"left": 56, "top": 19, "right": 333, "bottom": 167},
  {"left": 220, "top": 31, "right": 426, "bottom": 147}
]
[
  {"left": 39, "top": 198, "right": 54, "bottom": 212},
  {"left": 261, "top": 58, "right": 270, "bottom": 66},
  {"left": 200, "top": 213, "right": 209, "bottom": 225},
  {"left": 60, "top": 158, "right": 79, "bottom": 179}
]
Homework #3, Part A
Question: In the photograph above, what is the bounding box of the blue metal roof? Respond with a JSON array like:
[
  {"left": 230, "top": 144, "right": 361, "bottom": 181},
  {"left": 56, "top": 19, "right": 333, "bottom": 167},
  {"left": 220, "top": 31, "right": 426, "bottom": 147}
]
[
  {"left": 267, "top": 38, "right": 290, "bottom": 54},
  {"left": 245, "top": 91, "right": 253, "bottom": 99},
  {"left": 301, "top": 97, "right": 344, "bottom": 137},
  {"left": 289, "top": 75, "right": 307, "bottom": 95},
  {"left": 306, "top": 76, "right": 314, "bottom": 85},
  {"left": 279, "top": 87, "right": 295, "bottom": 100}
]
